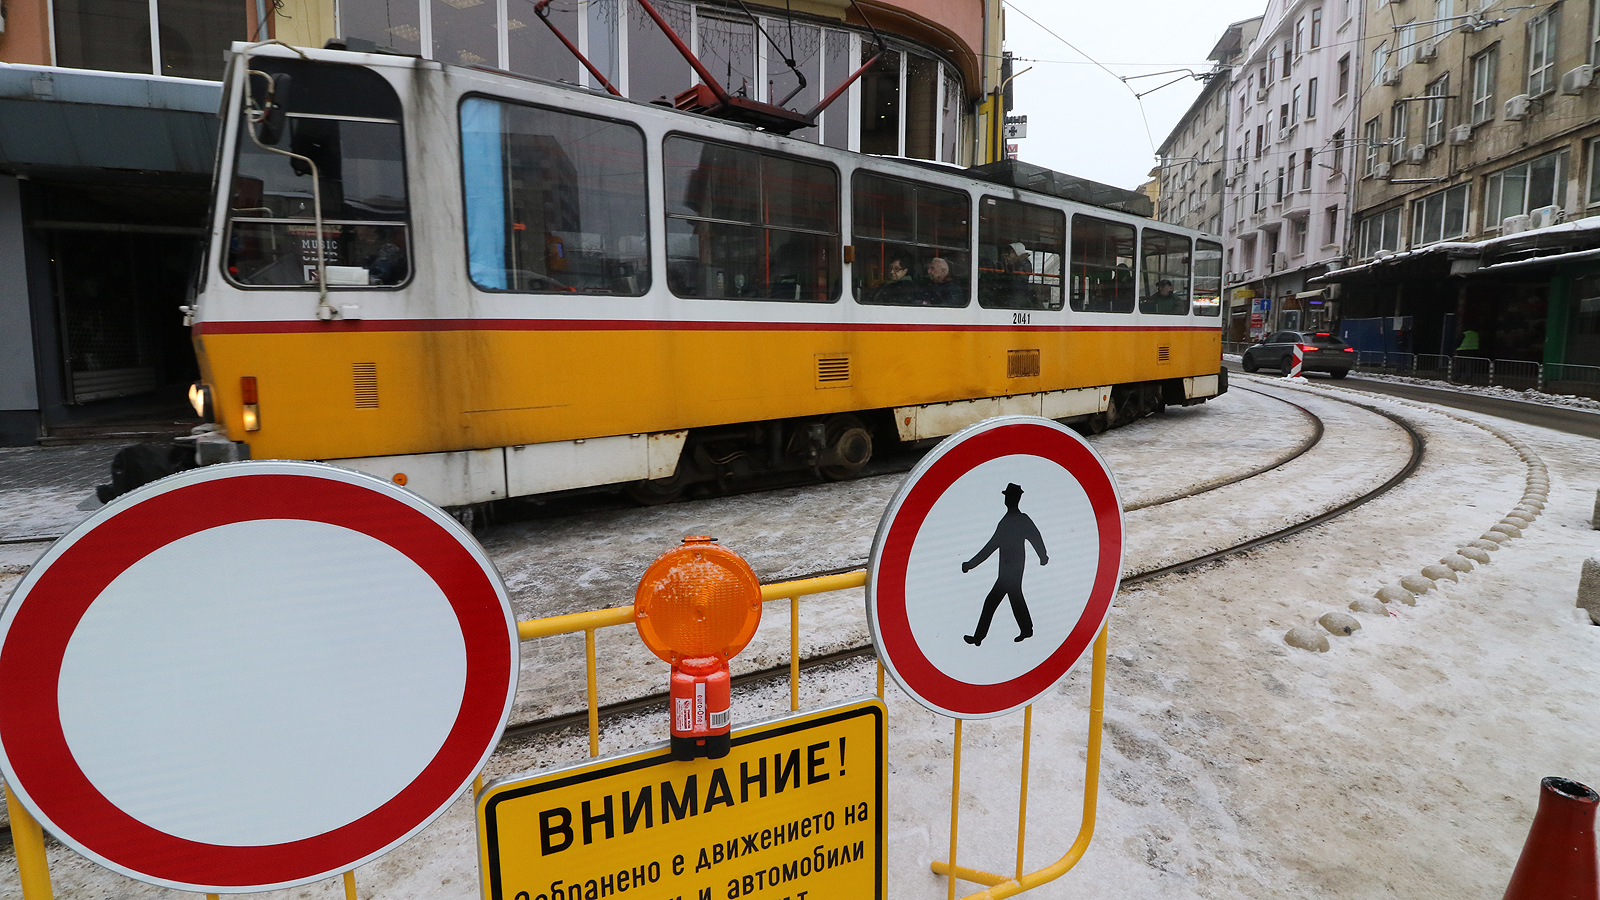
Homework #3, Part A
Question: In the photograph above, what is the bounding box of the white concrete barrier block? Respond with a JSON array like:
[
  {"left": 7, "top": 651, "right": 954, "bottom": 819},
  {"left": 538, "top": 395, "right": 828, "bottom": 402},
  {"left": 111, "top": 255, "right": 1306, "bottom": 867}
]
[{"left": 1577, "top": 556, "right": 1600, "bottom": 624}]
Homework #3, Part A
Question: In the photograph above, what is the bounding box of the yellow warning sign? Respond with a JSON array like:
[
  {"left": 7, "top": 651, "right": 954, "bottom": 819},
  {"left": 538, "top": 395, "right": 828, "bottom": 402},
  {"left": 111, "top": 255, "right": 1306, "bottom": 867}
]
[{"left": 478, "top": 698, "right": 886, "bottom": 900}]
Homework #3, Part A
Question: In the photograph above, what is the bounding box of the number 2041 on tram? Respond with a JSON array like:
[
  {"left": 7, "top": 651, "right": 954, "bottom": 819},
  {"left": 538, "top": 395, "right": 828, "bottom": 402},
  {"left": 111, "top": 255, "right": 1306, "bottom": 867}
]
[{"left": 187, "top": 42, "right": 1227, "bottom": 509}]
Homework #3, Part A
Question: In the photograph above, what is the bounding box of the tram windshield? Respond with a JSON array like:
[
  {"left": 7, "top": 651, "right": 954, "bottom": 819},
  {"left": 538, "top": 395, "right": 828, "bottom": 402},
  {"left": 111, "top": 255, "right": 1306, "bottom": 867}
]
[{"left": 225, "top": 58, "right": 410, "bottom": 288}]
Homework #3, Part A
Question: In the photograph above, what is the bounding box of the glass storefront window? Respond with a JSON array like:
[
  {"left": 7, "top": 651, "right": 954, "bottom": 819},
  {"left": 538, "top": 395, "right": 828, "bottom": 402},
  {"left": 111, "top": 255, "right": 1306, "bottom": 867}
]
[
  {"left": 157, "top": 0, "right": 246, "bottom": 79},
  {"left": 765, "top": 20, "right": 821, "bottom": 142},
  {"left": 941, "top": 66, "right": 961, "bottom": 164},
  {"left": 859, "top": 47, "right": 900, "bottom": 156},
  {"left": 508, "top": 0, "right": 576, "bottom": 83},
  {"left": 342, "top": 0, "right": 423, "bottom": 56},
  {"left": 461, "top": 97, "right": 650, "bottom": 295},
  {"left": 432, "top": 0, "right": 498, "bottom": 67},
  {"left": 697, "top": 13, "right": 756, "bottom": 97},
  {"left": 905, "top": 54, "right": 938, "bottom": 160},
  {"left": 822, "top": 30, "right": 853, "bottom": 150},
  {"left": 628, "top": 0, "right": 690, "bottom": 103},
  {"left": 55, "top": 0, "right": 245, "bottom": 78}
]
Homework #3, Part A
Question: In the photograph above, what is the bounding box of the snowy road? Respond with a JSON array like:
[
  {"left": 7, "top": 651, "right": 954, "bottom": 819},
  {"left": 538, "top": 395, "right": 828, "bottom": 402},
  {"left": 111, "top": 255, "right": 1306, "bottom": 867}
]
[{"left": 5, "top": 377, "right": 1599, "bottom": 900}]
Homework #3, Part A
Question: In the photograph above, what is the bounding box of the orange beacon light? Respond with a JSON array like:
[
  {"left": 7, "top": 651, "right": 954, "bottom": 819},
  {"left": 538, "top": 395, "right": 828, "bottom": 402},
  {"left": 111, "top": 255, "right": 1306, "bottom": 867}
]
[{"left": 634, "top": 536, "right": 763, "bottom": 760}]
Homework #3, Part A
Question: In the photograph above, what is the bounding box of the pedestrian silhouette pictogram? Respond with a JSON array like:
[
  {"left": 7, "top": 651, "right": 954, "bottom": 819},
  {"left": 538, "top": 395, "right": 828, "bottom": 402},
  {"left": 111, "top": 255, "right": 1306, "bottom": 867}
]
[{"left": 961, "top": 482, "right": 1049, "bottom": 646}]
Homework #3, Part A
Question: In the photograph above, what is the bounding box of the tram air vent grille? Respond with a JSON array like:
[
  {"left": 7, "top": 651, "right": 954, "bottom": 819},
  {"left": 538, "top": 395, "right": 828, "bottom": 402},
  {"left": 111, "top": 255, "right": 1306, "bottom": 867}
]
[
  {"left": 353, "top": 362, "right": 379, "bottom": 408},
  {"left": 815, "top": 355, "right": 852, "bottom": 387},
  {"left": 1007, "top": 349, "right": 1041, "bottom": 378},
  {"left": 1157, "top": 346, "right": 1171, "bottom": 364}
]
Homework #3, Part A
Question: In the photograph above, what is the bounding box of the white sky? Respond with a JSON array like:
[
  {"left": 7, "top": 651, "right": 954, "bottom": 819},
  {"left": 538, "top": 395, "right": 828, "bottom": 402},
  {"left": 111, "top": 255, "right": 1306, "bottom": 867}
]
[{"left": 1001, "top": 0, "right": 1271, "bottom": 191}]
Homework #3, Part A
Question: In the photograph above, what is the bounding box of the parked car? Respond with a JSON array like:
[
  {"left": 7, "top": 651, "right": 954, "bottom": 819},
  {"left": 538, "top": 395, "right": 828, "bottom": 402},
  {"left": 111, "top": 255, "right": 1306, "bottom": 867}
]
[{"left": 1242, "top": 331, "right": 1354, "bottom": 378}]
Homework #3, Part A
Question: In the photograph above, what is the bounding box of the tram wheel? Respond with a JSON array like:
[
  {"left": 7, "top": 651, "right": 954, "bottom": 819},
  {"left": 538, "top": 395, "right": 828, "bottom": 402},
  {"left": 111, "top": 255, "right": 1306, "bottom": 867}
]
[{"left": 819, "top": 414, "right": 873, "bottom": 481}]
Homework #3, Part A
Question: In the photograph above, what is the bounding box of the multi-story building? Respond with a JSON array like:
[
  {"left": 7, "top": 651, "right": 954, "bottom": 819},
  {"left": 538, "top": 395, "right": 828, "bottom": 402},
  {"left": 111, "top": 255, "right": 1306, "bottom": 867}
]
[
  {"left": 0, "top": 0, "right": 998, "bottom": 445},
  {"left": 1224, "top": 0, "right": 1363, "bottom": 337},
  {"left": 1156, "top": 15, "right": 1260, "bottom": 337},
  {"left": 1323, "top": 0, "right": 1600, "bottom": 371}
]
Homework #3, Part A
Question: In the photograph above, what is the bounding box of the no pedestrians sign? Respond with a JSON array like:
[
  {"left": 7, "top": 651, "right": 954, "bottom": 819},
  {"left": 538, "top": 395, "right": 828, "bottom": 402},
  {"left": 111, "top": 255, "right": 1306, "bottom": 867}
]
[{"left": 866, "top": 416, "right": 1123, "bottom": 718}]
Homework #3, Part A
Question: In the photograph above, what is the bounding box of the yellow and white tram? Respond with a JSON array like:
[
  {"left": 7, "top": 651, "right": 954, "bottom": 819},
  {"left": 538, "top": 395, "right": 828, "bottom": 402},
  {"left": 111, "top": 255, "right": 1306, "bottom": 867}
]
[{"left": 188, "top": 42, "right": 1226, "bottom": 508}]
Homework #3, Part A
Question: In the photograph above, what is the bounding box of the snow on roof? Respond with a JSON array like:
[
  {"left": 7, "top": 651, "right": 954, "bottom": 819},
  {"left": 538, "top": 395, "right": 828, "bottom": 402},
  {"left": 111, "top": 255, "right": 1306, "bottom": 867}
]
[{"left": 1311, "top": 214, "right": 1600, "bottom": 283}]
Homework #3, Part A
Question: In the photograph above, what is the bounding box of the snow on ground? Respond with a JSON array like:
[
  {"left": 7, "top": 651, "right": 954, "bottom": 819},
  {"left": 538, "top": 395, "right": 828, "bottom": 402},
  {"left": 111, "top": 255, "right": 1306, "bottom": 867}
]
[
  {"left": 3, "top": 380, "right": 1599, "bottom": 900},
  {"left": 1223, "top": 353, "right": 1600, "bottom": 412}
]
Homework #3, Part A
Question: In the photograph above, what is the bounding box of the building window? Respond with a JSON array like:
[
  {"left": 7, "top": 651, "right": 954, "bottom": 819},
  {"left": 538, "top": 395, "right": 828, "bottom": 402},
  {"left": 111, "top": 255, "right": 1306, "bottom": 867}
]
[
  {"left": 1256, "top": 124, "right": 1265, "bottom": 158},
  {"left": 1303, "top": 148, "right": 1314, "bottom": 189},
  {"left": 1292, "top": 84, "right": 1302, "bottom": 122},
  {"left": 54, "top": 0, "right": 246, "bottom": 78},
  {"left": 1357, "top": 207, "right": 1403, "bottom": 257},
  {"left": 1434, "top": 0, "right": 1455, "bottom": 38},
  {"left": 1372, "top": 42, "right": 1389, "bottom": 86},
  {"left": 1425, "top": 74, "right": 1449, "bottom": 144},
  {"left": 1332, "top": 129, "right": 1346, "bottom": 174},
  {"left": 1338, "top": 54, "right": 1351, "bottom": 98},
  {"left": 1290, "top": 217, "right": 1308, "bottom": 255},
  {"left": 1324, "top": 205, "right": 1339, "bottom": 245},
  {"left": 1276, "top": 167, "right": 1285, "bottom": 202},
  {"left": 860, "top": 47, "right": 902, "bottom": 156},
  {"left": 1307, "top": 78, "right": 1319, "bottom": 118},
  {"left": 1288, "top": 154, "right": 1297, "bottom": 193},
  {"left": 1587, "top": 139, "right": 1600, "bottom": 207},
  {"left": 1472, "top": 46, "right": 1499, "bottom": 123},
  {"left": 1364, "top": 116, "right": 1382, "bottom": 175},
  {"left": 1410, "top": 183, "right": 1469, "bottom": 245},
  {"left": 1527, "top": 7, "right": 1559, "bottom": 95},
  {"left": 1399, "top": 20, "right": 1419, "bottom": 67},
  {"left": 1390, "top": 101, "right": 1409, "bottom": 163},
  {"left": 1485, "top": 149, "right": 1569, "bottom": 226},
  {"left": 1311, "top": 8, "right": 1324, "bottom": 47},
  {"left": 1280, "top": 103, "right": 1290, "bottom": 131},
  {"left": 1296, "top": 18, "right": 1306, "bottom": 58}
]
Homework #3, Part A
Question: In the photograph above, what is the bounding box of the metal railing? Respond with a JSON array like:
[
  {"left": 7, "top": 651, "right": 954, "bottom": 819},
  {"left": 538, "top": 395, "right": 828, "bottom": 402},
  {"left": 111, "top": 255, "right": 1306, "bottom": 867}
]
[
  {"left": 1343, "top": 353, "right": 1600, "bottom": 400},
  {"left": 4, "top": 568, "right": 1106, "bottom": 900}
]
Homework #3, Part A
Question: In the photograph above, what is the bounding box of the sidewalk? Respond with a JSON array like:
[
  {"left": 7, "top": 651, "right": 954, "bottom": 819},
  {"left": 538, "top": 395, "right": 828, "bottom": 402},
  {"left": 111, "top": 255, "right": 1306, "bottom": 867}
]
[{"left": 0, "top": 442, "right": 117, "bottom": 544}]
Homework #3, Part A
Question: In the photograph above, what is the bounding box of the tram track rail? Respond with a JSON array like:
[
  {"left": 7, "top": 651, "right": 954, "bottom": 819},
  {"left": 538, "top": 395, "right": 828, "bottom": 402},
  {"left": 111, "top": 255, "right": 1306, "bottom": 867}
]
[{"left": 496, "top": 387, "right": 1421, "bottom": 748}]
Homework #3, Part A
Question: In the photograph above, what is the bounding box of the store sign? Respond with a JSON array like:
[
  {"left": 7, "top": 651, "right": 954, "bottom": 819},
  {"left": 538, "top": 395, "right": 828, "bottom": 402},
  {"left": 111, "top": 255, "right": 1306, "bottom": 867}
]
[{"left": 477, "top": 700, "right": 886, "bottom": 900}]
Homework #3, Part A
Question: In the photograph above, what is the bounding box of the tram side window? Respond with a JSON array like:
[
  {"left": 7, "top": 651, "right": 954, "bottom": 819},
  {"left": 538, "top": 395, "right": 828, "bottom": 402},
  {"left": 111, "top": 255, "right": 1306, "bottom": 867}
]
[
  {"left": 225, "top": 59, "right": 410, "bottom": 288},
  {"left": 664, "top": 136, "right": 840, "bottom": 302},
  {"left": 460, "top": 98, "right": 649, "bottom": 296},
  {"left": 1193, "top": 239, "right": 1223, "bottom": 317},
  {"left": 1139, "top": 229, "right": 1191, "bottom": 316},
  {"left": 977, "top": 197, "right": 1064, "bottom": 310},
  {"left": 852, "top": 172, "right": 970, "bottom": 307},
  {"left": 1069, "top": 215, "right": 1136, "bottom": 313}
]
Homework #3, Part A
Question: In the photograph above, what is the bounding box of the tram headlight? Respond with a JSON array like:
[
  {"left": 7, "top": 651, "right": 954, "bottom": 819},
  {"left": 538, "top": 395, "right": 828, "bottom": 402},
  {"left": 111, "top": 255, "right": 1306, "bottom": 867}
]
[
  {"left": 240, "top": 376, "right": 261, "bottom": 432},
  {"left": 188, "top": 382, "right": 214, "bottom": 421}
]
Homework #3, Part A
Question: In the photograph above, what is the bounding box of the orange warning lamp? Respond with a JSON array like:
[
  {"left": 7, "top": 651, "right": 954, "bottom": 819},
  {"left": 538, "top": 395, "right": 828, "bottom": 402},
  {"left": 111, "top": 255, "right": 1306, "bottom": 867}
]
[{"left": 634, "top": 536, "right": 762, "bottom": 760}]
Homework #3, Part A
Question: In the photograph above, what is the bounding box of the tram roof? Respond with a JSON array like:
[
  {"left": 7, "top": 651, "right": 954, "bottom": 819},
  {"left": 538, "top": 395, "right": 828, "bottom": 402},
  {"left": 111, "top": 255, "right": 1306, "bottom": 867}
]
[{"left": 963, "top": 160, "right": 1154, "bottom": 219}]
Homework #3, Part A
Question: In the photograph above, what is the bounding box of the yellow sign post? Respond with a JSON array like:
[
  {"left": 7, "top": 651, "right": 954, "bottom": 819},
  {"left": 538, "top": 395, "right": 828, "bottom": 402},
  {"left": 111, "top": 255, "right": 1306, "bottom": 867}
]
[{"left": 478, "top": 699, "right": 887, "bottom": 900}]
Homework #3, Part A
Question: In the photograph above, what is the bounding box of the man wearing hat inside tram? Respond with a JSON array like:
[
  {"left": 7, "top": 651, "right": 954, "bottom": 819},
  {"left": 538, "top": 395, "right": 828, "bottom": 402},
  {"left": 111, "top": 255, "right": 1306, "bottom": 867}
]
[{"left": 960, "top": 482, "right": 1049, "bottom": 646}]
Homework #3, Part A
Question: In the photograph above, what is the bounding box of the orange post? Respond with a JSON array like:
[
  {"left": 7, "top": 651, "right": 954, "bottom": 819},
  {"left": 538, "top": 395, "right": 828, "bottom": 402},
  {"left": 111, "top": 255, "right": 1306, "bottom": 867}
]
[{"left": 1502, "top": 777, "right": 1600, "bottom": 900}]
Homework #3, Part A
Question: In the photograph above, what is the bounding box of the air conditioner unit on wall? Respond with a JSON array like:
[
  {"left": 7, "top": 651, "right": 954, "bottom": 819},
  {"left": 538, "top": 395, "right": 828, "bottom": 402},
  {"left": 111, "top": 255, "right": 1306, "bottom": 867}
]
[
  {"left": 1381, "top": 67, "right": 1401, "bottom": 86},
  {"left": 1529, "top": 205, "right": 1565, "bottom": 229},
  {"left": 1417, "top": 40, "right": 1438, "bottom": 61},
  {"left": 1272, "top": 251, "right": 1290, "bottom": 270},
  {"left": 1408, "top": 144, "right": 1427, "bottom": 163},
  {"left": 1257, "top": 87, "right": 1270, "bottom": 101},
  {"left": 1448, "top": 124, "right": 1473, "bottom": 144},
  {"left": 1374, "top": 161, "right": 1392, "bottom": 178},
  {"left": 1504, "top": 94, "right": 1531, "bottom": 120},
  {"left": 1500, "top": 214, "right": 1533, "bottom": 234},
  {"left": 1560, "top": 65, "right": 1596, "bottom": 95}
]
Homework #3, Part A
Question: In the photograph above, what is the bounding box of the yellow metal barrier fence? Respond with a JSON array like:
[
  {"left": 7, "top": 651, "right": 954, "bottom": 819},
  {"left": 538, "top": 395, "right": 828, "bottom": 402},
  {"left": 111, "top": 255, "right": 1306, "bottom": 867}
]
[{"left": 3, "top": 569, "right": 1103, "bottom": 900}]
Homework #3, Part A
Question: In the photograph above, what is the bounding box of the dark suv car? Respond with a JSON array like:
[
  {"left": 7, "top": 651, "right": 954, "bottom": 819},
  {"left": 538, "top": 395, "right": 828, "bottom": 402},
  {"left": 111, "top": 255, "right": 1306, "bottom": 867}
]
[{"left": 1242, "top": 330, "right": 1354, "bottom": 378}]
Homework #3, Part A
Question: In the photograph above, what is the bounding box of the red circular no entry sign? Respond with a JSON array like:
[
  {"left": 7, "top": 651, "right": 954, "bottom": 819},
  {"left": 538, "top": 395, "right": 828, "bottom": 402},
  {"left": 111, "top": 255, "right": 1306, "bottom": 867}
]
[
  {"left": 0, "top": 461, "right": 519, "bottom": 892},
  {"left": 867, "top": 416, "right": 1123, "bottom": 719}
]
